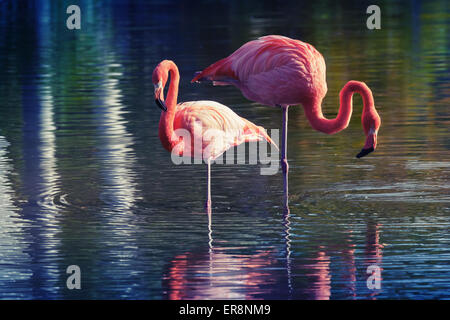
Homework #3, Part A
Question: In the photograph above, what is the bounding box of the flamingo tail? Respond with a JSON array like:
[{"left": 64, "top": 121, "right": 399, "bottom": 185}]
[
  {"left": 191, "top": 58, "right": 237, "bottom": 85},
  {"left": 242, "top": 119, "right": 279, "bottom": 151}
]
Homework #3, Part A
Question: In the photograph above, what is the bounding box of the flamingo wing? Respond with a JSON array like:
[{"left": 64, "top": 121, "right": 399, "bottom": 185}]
[
  {"left": 192, "top": 35, "right": 327, "bottom": 106},
  {"left": 173, "top": 101, "right": 276, "bottom": 160}
]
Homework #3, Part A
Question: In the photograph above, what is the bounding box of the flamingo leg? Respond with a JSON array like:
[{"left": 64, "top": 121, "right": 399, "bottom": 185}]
[
  {"left": 281, "top": 105, "right": 289, "bottom": 212},
  {"left": 205, "top": 158, "right": 212, "bottom": 214}
]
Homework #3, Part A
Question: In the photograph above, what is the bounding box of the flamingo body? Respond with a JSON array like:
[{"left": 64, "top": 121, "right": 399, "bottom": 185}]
[
  {"left": 167, "top": 100, "right": 274, "bottom": 160},
  {"left": 193, "top": 35, "right": 327, "bottom": 107}
]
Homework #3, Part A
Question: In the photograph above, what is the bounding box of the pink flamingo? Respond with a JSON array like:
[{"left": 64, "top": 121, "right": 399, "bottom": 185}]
[
  {"left": 192, "top": 35, "right": 381, "bottom": 205},
  {"left": 153, "top": 60, "right": 276, "bottom": 212}
]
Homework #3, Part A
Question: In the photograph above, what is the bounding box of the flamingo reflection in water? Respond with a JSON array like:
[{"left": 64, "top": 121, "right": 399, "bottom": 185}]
[
  {"left": 163, "top": 248, "right": 279, "bottom": 299},
  {"left": 301, "top": 222, "right": 384, "bottom": 299},
  {"left": 163, "top": 209, "right": 278, "bottom": 300},
  {"left": 366, "top": 222, "right": 383, "bottom": 298},
  {"left": 164, "top": 200, "right": 384, "bottom": 300}
]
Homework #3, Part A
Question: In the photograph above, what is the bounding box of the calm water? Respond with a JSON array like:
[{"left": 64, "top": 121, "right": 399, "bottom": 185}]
[{"left": 0, "top": 0, "right": 449, "bottom": 299}]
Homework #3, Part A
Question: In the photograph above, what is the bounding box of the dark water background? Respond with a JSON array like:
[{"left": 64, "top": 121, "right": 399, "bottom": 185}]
[{"left": 0, "top": 0, "right": 448, "bottom": 299}]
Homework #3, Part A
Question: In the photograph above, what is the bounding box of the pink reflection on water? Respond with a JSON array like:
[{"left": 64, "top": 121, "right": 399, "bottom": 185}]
[
  {"left": 303, "top": 247, "right": 331, "bottom": 300},
  {"left": 164, "top": 222, "right": 384, "bottom": 299},
  {"left": 366, "top": 223, "right": 383, "bottom": 299},
  {"left": 342, "top": 231, "right": 357, "bottom": 298},
  {"left": 164, "top": 248, "right": 278, "bottom": 300}
]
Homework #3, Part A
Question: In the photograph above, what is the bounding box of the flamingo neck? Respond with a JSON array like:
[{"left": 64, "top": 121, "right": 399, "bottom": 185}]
[
  {"left": 159, "top": 62, "right": 180, "bottom": 151},
  {"left": 303, "top": 80, "right": 375, "bottom": 135}
]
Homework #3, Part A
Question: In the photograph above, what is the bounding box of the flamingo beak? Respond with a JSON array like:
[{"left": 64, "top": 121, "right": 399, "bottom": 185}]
[
  {"left": 154, "top": 82, "right": 167, "bottom": 111},
  {"left": 356, "top": 128, "right": 377, "bottom": 158},
  {"left": 155, "top": 97, "right": 167, "bottom": 111}
]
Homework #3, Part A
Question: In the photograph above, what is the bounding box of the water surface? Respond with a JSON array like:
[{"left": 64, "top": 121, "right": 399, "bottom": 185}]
[{"left": 0, "top": 0, "right": 449, "bottom": 299}]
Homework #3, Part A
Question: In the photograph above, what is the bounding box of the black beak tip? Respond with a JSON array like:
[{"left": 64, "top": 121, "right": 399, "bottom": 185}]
[
  {"left": 356, "top": 146, "right": 374, "bottom": 158},
  {"left": 155, "top": 99, "right": 167, "bottom": 111}
]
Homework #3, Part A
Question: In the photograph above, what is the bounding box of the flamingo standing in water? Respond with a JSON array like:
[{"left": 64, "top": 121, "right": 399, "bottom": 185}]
[
  {"left": 153, "top": 60, "right": 276, "bottom": 212},
  {"left": 192, "top": 35, "right": 381, "bottom": 207}
]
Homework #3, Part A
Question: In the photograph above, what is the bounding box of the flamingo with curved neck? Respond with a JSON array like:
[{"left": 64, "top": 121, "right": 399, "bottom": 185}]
[
  {"left": 153, "top": 60, "right": 277, "bottom": 212},
  {"left": 192, "top": 35, "right": 381, "bottom": 208}
]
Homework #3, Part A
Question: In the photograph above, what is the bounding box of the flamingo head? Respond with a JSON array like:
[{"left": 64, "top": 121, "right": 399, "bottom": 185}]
[
  {"left": 152, "top": 63, "right": 168, "bottom": 111},
  {"left": 356, "top": 109, "right": 381, "bottom": 158}
]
